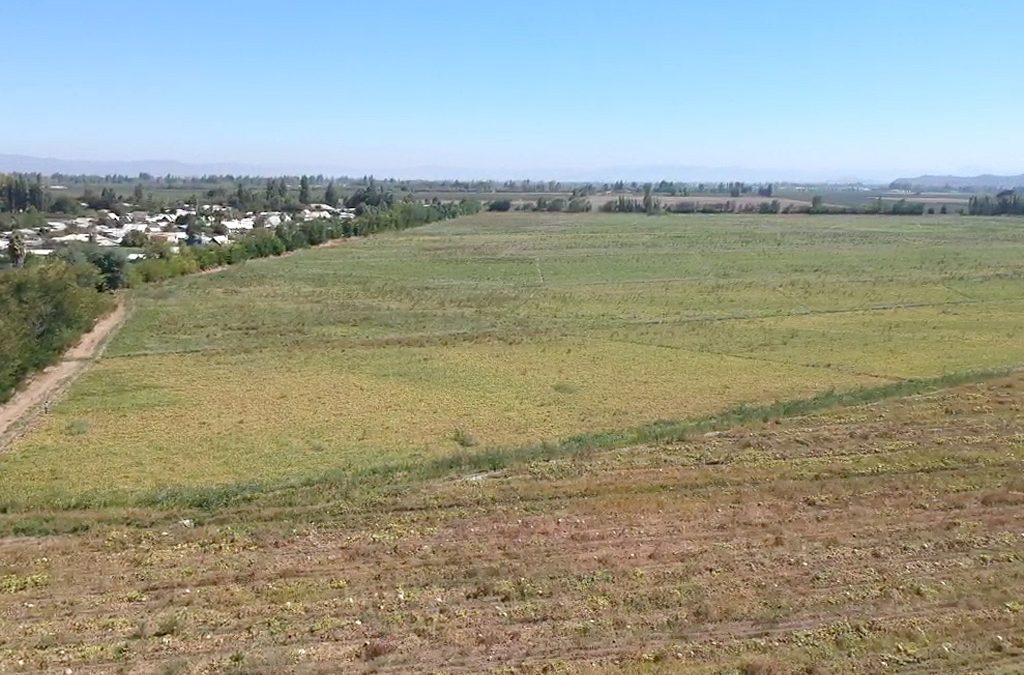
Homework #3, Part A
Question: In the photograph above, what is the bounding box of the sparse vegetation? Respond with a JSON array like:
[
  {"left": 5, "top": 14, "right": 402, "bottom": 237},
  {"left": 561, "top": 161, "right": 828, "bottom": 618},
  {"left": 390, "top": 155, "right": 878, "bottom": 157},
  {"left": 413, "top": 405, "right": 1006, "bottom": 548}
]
[{"left": 1, "top": 372, "right": 1023, "bottom": 671}]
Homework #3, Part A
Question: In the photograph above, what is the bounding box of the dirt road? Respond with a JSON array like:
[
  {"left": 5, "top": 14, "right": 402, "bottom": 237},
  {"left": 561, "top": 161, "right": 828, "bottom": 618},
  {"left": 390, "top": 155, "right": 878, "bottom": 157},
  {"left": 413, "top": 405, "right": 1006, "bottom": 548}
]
[{"left": 0, "top": 299, "right": 129, "bottom": 445}]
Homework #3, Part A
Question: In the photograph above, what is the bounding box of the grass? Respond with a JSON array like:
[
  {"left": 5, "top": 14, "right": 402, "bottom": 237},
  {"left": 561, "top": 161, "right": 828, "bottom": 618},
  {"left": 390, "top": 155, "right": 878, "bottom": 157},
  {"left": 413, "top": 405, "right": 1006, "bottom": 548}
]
[{"left": 2, "top": 212, "right": 1024, "bottom": 507}]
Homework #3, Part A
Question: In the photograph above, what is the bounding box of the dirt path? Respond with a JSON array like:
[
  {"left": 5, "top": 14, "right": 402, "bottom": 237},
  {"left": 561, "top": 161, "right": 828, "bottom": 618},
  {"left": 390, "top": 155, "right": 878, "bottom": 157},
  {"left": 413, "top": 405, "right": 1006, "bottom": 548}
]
[{"left": 0, "top": 299, "right": 129, "bottom": 446}]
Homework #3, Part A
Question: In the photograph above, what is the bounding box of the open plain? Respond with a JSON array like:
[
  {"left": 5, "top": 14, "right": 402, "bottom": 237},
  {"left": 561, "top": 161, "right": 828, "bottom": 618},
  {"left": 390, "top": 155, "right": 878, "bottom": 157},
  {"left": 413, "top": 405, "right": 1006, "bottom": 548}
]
[
  {"left": 1, "top": 366, "right": 1023, "bottom": 672},
  {"left": 2, "top": 213, "right": 1024, "bottom": 673},
  {"left": 2, "top": 213, "right": 1024, "bottom": 509}
]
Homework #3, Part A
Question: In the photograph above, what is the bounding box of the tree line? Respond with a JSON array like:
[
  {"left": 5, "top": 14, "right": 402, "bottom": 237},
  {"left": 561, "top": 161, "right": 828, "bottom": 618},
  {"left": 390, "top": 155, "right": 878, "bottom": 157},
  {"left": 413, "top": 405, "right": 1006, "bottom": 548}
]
[
  {"left": 486, "top": 197, "right": 592, "bottom": 213},
  {"left": 967, "top": 191, "right": 1023, "bottom": 216},
  {"left": 591, "top": 187, "right": 931, "bottom": 216}
]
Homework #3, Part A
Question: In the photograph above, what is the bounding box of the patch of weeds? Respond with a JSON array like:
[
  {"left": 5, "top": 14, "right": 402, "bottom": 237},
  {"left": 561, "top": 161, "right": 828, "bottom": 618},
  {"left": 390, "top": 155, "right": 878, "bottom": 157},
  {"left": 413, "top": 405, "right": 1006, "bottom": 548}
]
[
  {"left": 122, "top": 589, "right": 148, "bottom": 603},
  {"left": 232, "top": 651, "right": 293, "bottom": 674},
  {"left": 495, "top": 577, "right": 544, "bottom": 602},
  {"left": 64, "top": 419, "right": 91, "bottom": 436},
  {"left": 7, "top": 518, "right": 54, "bottom": 536},
  {"left": 739, "top": 658, "right": 786, "bottom": 675},
  {"left": 0, "top": 573, "right": 49, "bottom": 594},
  {"left": 359, "top": 638, "right": 397, "bottom": 661},
  {"left": 152, "top": 612, "right": 183, "bottom": 637},
  {"left": 552, "top": 382, "right": 578, "bottom": 394},
  {"left": 34, "top": 632, "right": 59, "bottom": 650},
  {"left": 158, "top": 658, "right": 189, "bottom": 675},
  {"left": 451, "top": 428, "right": 478, "bottom": 448}
]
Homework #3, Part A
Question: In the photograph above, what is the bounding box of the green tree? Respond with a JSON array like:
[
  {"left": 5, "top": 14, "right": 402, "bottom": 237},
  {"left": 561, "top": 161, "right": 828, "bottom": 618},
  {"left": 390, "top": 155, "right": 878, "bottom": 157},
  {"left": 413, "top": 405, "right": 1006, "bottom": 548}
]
[
  {"left": 133, "top": 183, "right": 144, "bottom": 203},
  {"left": 643, "top": 183, "right": 658, "bottom": 215},
  {"left": 50, "top": 194, "right": 79, "bottom": 214},
  {"left": 120, "top": 230, "right": 150, "bottom": 248},
  {"left": 89, "top": 250, "right": 129, "bottom": 290},
  {"left": 185, "top": 218, "right": 205, "bottom": 245},
  {"left": 28, "top": 174, "right": 46, "bottom": 211},
  {"left": 299, "top": 175, "right": 311, "bottom": 204},
  {"left": 7, "top": 230, "right": 27, "bottom": 268},
  {"left": 324, "top": 181, "right": 338, "bottom": 207}
]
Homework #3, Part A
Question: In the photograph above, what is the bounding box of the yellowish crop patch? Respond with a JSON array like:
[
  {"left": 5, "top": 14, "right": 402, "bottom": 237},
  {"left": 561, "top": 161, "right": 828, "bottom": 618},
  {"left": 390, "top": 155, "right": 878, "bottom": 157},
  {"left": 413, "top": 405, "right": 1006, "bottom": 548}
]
[
  {"left": 2, "top": 212, "right": 1024, "bottom": 506},
  {"left": 0, "top": 338, "right": 878, "bottom": 500}
]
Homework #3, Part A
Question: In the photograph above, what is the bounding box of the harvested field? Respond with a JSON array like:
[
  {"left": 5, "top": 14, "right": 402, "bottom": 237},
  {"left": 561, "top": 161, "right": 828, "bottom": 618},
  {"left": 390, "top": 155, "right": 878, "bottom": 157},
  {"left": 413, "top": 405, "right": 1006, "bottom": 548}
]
[{"left": 1, "top": 372, "right": 1023, "bottom": 672}]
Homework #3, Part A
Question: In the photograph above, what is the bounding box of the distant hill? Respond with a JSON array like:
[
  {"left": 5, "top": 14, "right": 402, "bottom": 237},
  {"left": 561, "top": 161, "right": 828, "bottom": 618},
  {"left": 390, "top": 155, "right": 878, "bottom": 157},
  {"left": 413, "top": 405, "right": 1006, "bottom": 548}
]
[
  {"left": 0, "top": 154, "right": 261, "bottom": 177},
  {"left": 0, "top": 153, "right": 887, "bottom": 183},
  {"left": 890, "top": 174, "right": 1024, "bottom": 191}
]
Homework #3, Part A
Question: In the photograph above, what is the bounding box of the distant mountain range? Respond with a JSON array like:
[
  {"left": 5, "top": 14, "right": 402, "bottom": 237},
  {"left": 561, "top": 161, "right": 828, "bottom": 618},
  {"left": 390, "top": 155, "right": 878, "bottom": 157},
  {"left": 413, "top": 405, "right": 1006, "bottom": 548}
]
[
  {"left": 3, "top": 153, "right": 1019, "bottom": 188},
  {"left": 0, "top": 153, "right": 889, "bottom": 183},
  {"left": 0, "top": 154, "right": 262, "bottom": 177},
  {"left": 891, "top": 174, "right": 1024, "bottom": 190}
]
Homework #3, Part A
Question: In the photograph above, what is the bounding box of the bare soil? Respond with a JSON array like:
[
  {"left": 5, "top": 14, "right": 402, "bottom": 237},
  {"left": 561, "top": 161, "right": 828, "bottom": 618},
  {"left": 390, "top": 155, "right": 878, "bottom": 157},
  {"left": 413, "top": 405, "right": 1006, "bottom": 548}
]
[{"left": 1, "top": 373, "right": 1023, "bottom": 672}]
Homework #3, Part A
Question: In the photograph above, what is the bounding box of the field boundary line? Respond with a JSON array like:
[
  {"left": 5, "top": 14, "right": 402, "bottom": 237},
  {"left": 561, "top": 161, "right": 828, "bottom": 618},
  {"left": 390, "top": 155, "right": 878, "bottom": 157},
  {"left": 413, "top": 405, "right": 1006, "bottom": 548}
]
[
  {"left": 939, "top": 282, "right": 978, "bottom": 301},
  {"left": 620, "top": 297, "right": 997, "bottom": 327},
  {"left": 580, "top": 333, "right": 905, "bottom": 383},
  {"left": 0, "top": 297, "right": 132, "bottom": 450},
  {"left": 104, "top": 325, "right": 555, "bottom": 360}
]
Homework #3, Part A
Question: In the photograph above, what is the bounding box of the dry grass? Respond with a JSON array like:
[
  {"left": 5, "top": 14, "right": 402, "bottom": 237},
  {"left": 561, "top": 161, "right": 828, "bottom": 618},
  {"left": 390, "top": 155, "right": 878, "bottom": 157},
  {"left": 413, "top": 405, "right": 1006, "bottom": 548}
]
[{"left": 1, "top": 372, "right": 1023, "bottom": 672}]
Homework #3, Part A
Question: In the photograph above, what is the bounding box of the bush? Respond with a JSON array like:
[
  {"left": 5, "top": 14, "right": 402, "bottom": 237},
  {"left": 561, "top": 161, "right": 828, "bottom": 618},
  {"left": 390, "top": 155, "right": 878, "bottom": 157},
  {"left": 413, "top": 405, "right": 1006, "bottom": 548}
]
[
  {"left": 120, "top": 230, "right": 150, "bottom": 248},
  {"left": 0, "top": 263, "right": 113, "bottom": 401},
  {"left": 566, "top": 198, "right": 592, "bottom": 213},
  {"left": 487, "top": 200, "right": 513, "bottom": 212},
  {"left": 88, "top": 250, "right": 129, "bottom": 291}
]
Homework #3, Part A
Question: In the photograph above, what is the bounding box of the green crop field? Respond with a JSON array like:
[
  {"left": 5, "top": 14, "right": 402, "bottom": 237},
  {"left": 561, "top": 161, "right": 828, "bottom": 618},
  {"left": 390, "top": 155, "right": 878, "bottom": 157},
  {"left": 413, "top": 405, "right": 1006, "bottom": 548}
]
[{"left": 3, "top": 212, "right": 1024, "bottom": 508}]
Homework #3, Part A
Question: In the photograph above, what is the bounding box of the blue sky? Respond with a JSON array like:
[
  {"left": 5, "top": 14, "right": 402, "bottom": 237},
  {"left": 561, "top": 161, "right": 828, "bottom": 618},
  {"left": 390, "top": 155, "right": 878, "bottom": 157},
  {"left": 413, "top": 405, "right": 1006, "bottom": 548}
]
[{"left": 4, "top": 0, "right": 1022, "bottom": 179}]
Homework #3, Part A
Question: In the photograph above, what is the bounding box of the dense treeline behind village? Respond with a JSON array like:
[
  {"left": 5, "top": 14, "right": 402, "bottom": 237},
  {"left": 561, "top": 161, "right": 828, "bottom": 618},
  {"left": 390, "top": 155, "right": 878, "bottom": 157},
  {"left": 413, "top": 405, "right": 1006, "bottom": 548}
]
[{"left": 7, "top": 172, "right": 1023, "bottom": 228}]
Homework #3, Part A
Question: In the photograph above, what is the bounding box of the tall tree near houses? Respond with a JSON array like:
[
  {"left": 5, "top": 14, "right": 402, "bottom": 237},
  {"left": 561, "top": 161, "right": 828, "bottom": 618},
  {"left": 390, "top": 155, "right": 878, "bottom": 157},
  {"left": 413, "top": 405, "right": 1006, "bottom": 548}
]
[
  {"left": 299, "top": 175, "right": 311, "bottom": 204},
  {"left": 324, "top": 180, "right": 338, "bottom": 207},
  {"left": 8, "top": 230, "right": 26, "bottom": 268},
  {"left": 643, "top": 183, "right": 655, "bottom": 215}
]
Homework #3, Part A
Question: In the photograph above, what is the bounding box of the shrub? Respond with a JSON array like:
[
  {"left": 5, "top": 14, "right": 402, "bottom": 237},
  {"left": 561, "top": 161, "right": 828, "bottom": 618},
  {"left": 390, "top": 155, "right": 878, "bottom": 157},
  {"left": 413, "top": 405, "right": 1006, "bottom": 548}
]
[
  {"left": 451, "top": 428, "right": 479, "bottom": 448},
  {"left": 0, "top": 263, "right": 112, "bottom": 401}
]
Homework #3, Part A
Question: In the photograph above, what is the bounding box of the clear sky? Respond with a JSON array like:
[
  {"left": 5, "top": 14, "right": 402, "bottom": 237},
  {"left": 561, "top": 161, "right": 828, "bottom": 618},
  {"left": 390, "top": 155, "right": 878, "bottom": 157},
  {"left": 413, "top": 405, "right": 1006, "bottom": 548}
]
[{"left": 4, "top": 0, "right": 1022, "bottom": 180}]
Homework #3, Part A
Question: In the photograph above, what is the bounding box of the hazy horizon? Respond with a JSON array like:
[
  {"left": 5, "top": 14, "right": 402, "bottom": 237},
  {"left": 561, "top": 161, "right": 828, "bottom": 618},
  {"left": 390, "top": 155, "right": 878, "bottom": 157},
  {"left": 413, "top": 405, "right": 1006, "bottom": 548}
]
[
  {"left": 3, "top": 153, "right": 1019, "bottom": 185},
  {"left": 4, "top": 0, "right": 1023, "bottom": 179}
]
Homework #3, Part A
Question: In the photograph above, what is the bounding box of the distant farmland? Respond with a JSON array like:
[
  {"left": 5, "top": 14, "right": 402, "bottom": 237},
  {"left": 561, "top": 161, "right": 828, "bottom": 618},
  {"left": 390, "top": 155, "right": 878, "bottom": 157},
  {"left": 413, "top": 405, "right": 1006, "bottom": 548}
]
[{"left": 3, "top": 212, "right": 1024, "bottom": 507}]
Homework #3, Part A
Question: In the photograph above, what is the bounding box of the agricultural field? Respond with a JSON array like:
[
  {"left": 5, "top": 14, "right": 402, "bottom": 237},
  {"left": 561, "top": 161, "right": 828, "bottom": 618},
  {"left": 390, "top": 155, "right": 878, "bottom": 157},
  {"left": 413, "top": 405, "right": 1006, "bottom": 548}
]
[
  {"left": 1, "top": 369, "right": 1023, "bottom": 672},
  {"left": 774, "top": 187, "right": 972, "bottom": 212},
  {"left": 2, "top": 213, "right": 1024, "bottom": 509}
]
